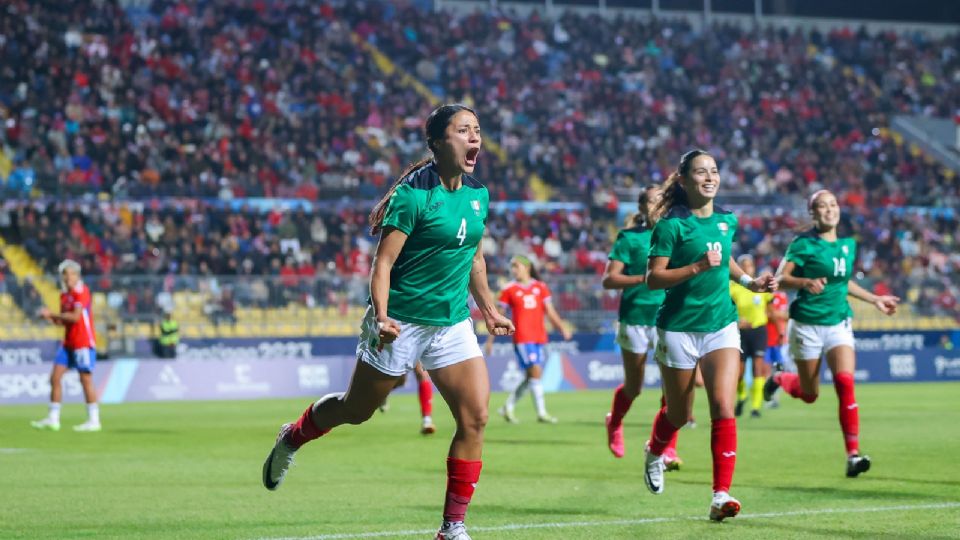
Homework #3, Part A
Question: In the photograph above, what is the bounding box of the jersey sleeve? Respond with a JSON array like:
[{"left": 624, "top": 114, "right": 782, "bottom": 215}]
[
  {"left": 498, "top": 286, "right": 512, "bottom": 307},
  {"left": 608, "top": 231, "right": 631, "bottom": 263},
  {"left": 784, "top": 237, "right": 808, "bottom": 267},
  {"left": 648, "top": 218, "right": 678, "bottom": 259},
  {"left": 540, "top": 282, "right": 553, "bottom": 303},
  {"left": 381, "top": 184, "right": 419, "bottom": 235}
]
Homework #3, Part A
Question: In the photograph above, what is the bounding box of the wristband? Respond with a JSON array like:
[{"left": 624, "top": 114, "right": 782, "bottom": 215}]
[{"left": 739, "top": 274, "right": 754, "bottom": 287}]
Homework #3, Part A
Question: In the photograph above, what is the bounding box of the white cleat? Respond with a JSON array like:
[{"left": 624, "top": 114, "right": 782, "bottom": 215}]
[
  {"left": 537, "top": 414, "right": 558, "bottom": 424},
  {"left": 709, "top": 491, "right": 741, "bottom": 522},
  {"left": 262, "top": 423, "right": 297, "bottom": 490},
  {"left": 643, "top": 442, "right": 666, "bottom": 494},
  {"left": 498, "top": 406, "right": 519, "bottom": 424},
  {"left": 72, "top": 421, "right": 102, "bottom": 432},
  {"left": 30, "top": 418, "right": 61, "bottom": 431},
  {"left": 435, "top": 521, "right": 471, "bottom": 540}
]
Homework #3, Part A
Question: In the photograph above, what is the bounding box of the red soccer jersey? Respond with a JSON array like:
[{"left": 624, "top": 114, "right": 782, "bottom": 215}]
[
  {"left": 61, "top": 282, "right": 96, "bottom": 350},
  {"left": 499, "top": 280, "right": 551, "bottom": 344},
  {"left": 766, "top": 291, "right": 788, "bottom": 347}
]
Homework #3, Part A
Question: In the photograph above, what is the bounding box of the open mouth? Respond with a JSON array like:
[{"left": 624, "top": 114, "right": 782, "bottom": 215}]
[{"left": 465, "top": 147, "right": 480, "bottom": 167}]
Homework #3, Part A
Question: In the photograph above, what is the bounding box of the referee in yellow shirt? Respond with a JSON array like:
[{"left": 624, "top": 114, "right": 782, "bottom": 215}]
[{"left": 730, "top": 255, "right": 773, "bottom": 418}]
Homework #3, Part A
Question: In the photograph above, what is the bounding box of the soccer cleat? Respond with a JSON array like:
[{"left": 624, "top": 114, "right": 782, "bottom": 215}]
[
  {"left": 605, "top": 413, "right": 625, "bottom": 458},
  {"left": 436, "top": 520, "right": 471, "bottom": 540},
  {"left": 734, "top": 398, "right": 745, "bottom": 417},
  {"left": 763, "top": 375, "right": 781, "bottom": 402},
  {"left": 421, "top": 417, "right": 436, "bottom": 435},
  {"left": 662, "top": 447, "right": 683, "bottom": 471},
  {"left": 846, "top": 454, "right": 871, "bottom": 478},
  {"left": 30, "top": 418, "right": 60, "bottom": 431},
  {"left": 537, "top": 414, "right": 558, "bottom": 424},
  {"left": 750, "top": 410, "right": 761, "bottom": 419},
  {"left": 709, "top": 491, "right": 741, "bottom": 521},
  {"left": 498, "top": 406, "right": 518, "bottom": 424},
  {"left": 72, "top": 421, "right": 102, "bottom": 432},
  {"left": 262, "top": 423, "right": 297, "bottom": 491},
  {"left": 643, "top": 442, "right": 666, "bottom": 494},
  {"left": 685, "top": 418, "right": 697, "bottom": 429}
]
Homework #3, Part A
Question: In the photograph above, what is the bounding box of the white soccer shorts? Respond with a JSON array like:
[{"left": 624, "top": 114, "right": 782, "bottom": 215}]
[
  {"left": 788, "top": 318, "right": 855, "bottom": 361},
  {"left": 356, "top": 306, "right": 483, "bottom": 376},
  {"left": 616, "top": 323, "right": 657, "bottom": 355},
  {"left": 655, "top": 322, "right": 741, "bottom": 370}
]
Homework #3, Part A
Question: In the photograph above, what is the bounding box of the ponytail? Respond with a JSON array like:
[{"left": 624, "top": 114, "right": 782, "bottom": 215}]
[
  {"left": 369, "top": 103, "right": 478, "bottom": 236},
  {"left": 628, "top": 184, "right": 661, "bottom": 229},
  {"left": 652, "top": 149, "right": 709, "bottom": 221},
  {"left": 368, "top": 157, "right": 432, "bottom": 235}
]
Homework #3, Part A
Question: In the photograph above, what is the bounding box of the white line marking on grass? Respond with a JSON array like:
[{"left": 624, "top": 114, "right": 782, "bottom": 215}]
[
  {"left": 256, "top": 501, "right": 960, "bottom": 540},
  {"left": 0, "top": 448, "right": 28, "bottom": 454}
]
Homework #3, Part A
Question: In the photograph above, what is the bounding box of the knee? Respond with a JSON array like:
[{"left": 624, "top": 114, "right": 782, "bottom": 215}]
[
  {"left": 665, "top": 405, "right": 691, "bottom": 427},
  {"left": 708, "top": 398, "right": 737, "bottom": 420},
  {"left": 801, "top": 392, "right": 819, "bottom": 404},
  {"left": 341, "top": 403, "right": 377, "bottom": 425},
  {"left": 458, "top": 409, "right": 489, "bottom": 437}
]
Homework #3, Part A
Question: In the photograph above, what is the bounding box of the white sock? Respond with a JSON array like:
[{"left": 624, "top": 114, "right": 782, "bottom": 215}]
[
  {"left": 422, "top": 415, "right": 432, "bottom": 425},
  {"left": 49, "top": 402, "right": 62, "bottom": 423},
  {"left": 86, "top": 403, "right": 100, "bottom": 424},
  {"left": 530, "top": 379, "right": 547, "bottom": 416},
  {"left": 506, "top": 379, "right": 529, "bottom": 410}
]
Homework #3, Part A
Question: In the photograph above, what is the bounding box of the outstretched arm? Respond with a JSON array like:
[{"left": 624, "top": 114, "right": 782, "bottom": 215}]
[{"left": 848, "top": 280, "right": 899, "bottom": 316}]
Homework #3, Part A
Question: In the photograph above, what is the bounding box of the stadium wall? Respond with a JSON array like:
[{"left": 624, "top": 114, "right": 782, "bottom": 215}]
[
  {"left": 438, "top": 1, "right": 960, "bottom": 37},
  {"left": 1, "top": 331, "right": 958, "bottom": 405}
]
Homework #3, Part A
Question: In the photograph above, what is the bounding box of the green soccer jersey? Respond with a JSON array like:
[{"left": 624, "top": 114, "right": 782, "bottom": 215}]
[
  {"left": 649, "top": 205, "right": 738, "bottom": 332},
  {"left": 380, "top": 163, "right": 489, "bottom": 326},
  {"left": 784, "top": 231, "right": 855, "bottom": 326},
  {"left": 608, "top": 225, "right": 666, "bottom": 326}
]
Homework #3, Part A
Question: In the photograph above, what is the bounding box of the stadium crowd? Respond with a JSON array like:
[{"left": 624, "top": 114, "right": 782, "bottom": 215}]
[
  {"left": 1, "top": 199, "right": 957, "bottom": 323},
  {"left": 0, "top": 1, "right": 958, "bottom": 322},
  {"left": 1, "top": 1, "right": 958, "bottom": 206}
]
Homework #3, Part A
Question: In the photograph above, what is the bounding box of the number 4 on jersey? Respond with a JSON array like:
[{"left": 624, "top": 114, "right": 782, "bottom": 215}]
[{"left": 456, "top": 218, "right": 467, "bottom": 246}]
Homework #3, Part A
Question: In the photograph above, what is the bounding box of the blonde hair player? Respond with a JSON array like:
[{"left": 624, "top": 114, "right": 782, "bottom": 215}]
[
  {"left": 765, "top": 189, "right": 899, "bottom": 477},
  {"left": 31, "top": 259, "right": 101, "bottom": 432},
  {"left": 487, "top": 254, "right": 572, "bottom": 424}
]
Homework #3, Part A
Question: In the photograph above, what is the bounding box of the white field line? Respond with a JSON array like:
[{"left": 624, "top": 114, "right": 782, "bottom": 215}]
[{"left": 256, "top": 501, "right": 960, "bottom": 540}]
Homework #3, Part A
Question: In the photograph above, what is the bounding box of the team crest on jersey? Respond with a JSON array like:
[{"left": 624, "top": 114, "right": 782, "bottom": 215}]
[
  {"left": 471, "top": 200, "right": 481, "bottom": 216},
  {"left": 717, "top": 222, "right": 729, "bottom": 236},
  {"left": 842, "top": 245, "right": 849, "bottom": 254}
]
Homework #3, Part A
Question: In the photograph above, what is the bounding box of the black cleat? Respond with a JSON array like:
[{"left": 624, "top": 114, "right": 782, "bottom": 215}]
[
  {"left": 734, "top": 399, "right": 745, "bottom": 417},
  {"left": 846, "top": 454, "right": 871, "bottom": 478},
  {"left": 763, "top": 374, "right": 781, "bottom": 402}
]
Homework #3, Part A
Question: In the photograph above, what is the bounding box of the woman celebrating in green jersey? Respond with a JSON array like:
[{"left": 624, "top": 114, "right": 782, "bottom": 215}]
[
  {"left": 602, "top": 185, "right": 682, "bottom": 468},
  {"left": 765, "top": 190, "right": 899, "bottom": 478},
  {"left": 261, "top": 104, "right": 514, "bottom": 540},
  {"left": 641, "top": 150, "right": 776, "bottom": 522}
]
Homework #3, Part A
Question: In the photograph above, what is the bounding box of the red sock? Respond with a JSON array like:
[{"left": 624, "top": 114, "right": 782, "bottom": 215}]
[
  {"left": 419, "top": 380, "right": 433, "bottom": 417},
  {"left": 711, "top": 418, "right": 737, "bottom": 493},
  {"left": 648, "top": 406, "right": 680, "bottom": 456},
  {"left": 287, "top": 402, "right": 330, "bottom": 449},
  {"left": 608, "top": 384, "right": 635, "bottom": 428},
  {"left": 834, "top": 372, "right": 860, "bottom": 456},
  {"left": 660, "top": 394, "right": 679, "bottom": 453},
  {"left": 443, "top": 458, "right": 482, "bottom": 523},
  {"left": 776, "top": 372, "right": 802, "bottom": 398}
]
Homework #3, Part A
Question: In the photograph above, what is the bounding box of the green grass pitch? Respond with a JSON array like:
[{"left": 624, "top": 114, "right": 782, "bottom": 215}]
[{"left": 2, "top": 383, "right": 959, "bottom": 539}]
